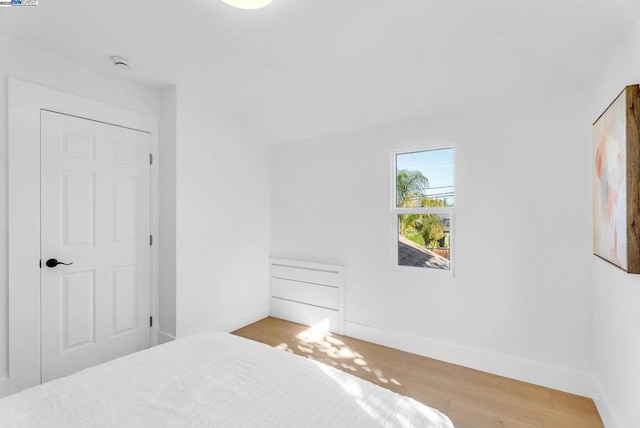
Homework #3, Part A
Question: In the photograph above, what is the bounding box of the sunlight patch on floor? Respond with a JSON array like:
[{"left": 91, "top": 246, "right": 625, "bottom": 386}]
[{"left": 272, "top": 322, "right": 403, "bottom": 388}]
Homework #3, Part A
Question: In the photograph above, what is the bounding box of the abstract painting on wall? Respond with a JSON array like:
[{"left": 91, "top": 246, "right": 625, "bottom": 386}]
[{"left": 593, "top": 84, "right": 640, "bottom": 273}]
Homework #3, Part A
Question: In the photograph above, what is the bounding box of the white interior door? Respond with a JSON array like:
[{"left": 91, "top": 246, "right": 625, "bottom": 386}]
[{"left": 40, "top": 110, "right": 151, "bottom": 383}]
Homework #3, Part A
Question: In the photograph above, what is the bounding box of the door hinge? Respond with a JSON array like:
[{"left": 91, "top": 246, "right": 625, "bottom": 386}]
[
  {"left": 150, "top": 316, "right": 153, "bottom": 327},
  {"left": 150, "top": 235, "right": 153, "bottom": 246},
  {"left": 149, "top": 153, "right": 153, "bottom": 165}
]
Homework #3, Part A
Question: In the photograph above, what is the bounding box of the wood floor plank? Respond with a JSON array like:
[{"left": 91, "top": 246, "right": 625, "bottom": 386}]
[
  {"left": 543, "top": 409, "right": 605, "bottom": 428},
  {"left": 448, "top": 400, "right": 542, "bottom": 428},
  {"left": 548, "top": 390, "right": 604, "bottom": 423},
  {"left": 231, "top": 317, "right": 603, "bottom": 428}
]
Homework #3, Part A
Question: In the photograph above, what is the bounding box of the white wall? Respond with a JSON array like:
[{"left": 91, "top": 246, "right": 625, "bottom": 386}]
[
  {"left": 159, "top": 86, "right": 177, "bottom": 342},
  {"left": 271, "top": 89, "right": 594, "bottom": 395},
  {"left": 0, "top": 34, "right": 271, "bottom": 394},
  {"left": 591, "top": 16, "right": 640, "bottom": 428},
  {"left": 0, "top": 35, "right": 159, "bottom": 394},
  {"left": 174, "top": 85, "right": 271, "bottom": 337}
]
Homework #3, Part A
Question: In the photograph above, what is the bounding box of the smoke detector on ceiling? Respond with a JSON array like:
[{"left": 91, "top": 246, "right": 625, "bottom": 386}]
[{"left": 110, "top": 56, "right": 131, "bottom": 70}]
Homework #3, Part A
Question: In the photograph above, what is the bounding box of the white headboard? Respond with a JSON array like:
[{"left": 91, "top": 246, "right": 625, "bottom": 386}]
[{"left": 269, "top": 258, "right": 344, "bottom": 334}]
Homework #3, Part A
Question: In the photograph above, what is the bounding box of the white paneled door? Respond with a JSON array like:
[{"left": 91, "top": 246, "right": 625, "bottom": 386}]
[{"left": 40, "top": 111, "right": 151, "bottom": 383}]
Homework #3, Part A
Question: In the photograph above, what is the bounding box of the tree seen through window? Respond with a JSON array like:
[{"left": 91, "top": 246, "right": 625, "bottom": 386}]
[{"left": 394, "top": 148, "right": 454, "bottom": 271}]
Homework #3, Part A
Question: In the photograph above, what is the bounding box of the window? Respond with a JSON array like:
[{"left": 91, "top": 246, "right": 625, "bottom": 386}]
[{"left": 392, "top": 147, "right": 455, "bottom": 273}]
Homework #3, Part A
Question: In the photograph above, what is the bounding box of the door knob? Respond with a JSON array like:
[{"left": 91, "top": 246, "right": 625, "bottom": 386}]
[{"left": 45, "top": 259, "right": 73, "bottom": 268}]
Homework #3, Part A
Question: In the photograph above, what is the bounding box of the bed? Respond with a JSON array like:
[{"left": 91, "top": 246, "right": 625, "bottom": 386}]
[{"left": 0, "top": 330, "right": 453, "bottom": 427}]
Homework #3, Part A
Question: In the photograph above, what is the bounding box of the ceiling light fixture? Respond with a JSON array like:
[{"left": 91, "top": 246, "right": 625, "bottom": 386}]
[{"left": 221, "top": 0, "right": 272, "bottom": 10}]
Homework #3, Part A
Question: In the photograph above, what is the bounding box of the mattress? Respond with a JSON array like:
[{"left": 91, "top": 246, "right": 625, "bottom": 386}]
[{"left": 0, "top": 331, "right": 454, "bottom": 427}]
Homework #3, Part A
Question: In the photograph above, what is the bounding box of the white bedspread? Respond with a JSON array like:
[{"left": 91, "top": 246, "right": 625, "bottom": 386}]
[{"left": 0, "top": 331, "right": 453, "bottom": 427}]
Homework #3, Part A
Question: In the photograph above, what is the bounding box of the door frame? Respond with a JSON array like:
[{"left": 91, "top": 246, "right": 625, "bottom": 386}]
[{"left": 8, "top": 78, "right": 160, "bottom": 394}]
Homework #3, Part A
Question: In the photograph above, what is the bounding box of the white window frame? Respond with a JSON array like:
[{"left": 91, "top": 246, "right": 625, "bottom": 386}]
[{"left": 391, "top": 145, "right": 455, "bottom": 276}]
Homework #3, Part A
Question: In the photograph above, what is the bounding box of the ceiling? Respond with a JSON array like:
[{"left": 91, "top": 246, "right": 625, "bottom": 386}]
[{"left": 1, "top": 0, "right": 639, "bottom": 143}]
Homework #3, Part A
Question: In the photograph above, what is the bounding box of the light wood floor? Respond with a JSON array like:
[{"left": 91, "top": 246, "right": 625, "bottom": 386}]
[{"left": 232, "top": 317, "right": 603, "bottom": 428}]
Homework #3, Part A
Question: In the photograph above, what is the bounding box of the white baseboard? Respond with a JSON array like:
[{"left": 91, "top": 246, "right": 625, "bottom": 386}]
[
  {"left": 0, "top": 377, "right": 9, "bottom": 398},
  {"left": 158, "top": 331, "right": 176, "bottom": 345},
  {"left": 183, "top": 304, "right": 269, "bottom": 337},
  {"left": 592, "top": 379, "right": 618, "bottom": 428},
  {"left": 344, "top": 320, "right": 596, "bottom": 398}
]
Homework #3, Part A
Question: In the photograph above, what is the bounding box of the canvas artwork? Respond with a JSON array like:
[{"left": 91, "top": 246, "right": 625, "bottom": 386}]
[{"left": 593, "top": 85, "right": 640, "bottom": 273}]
